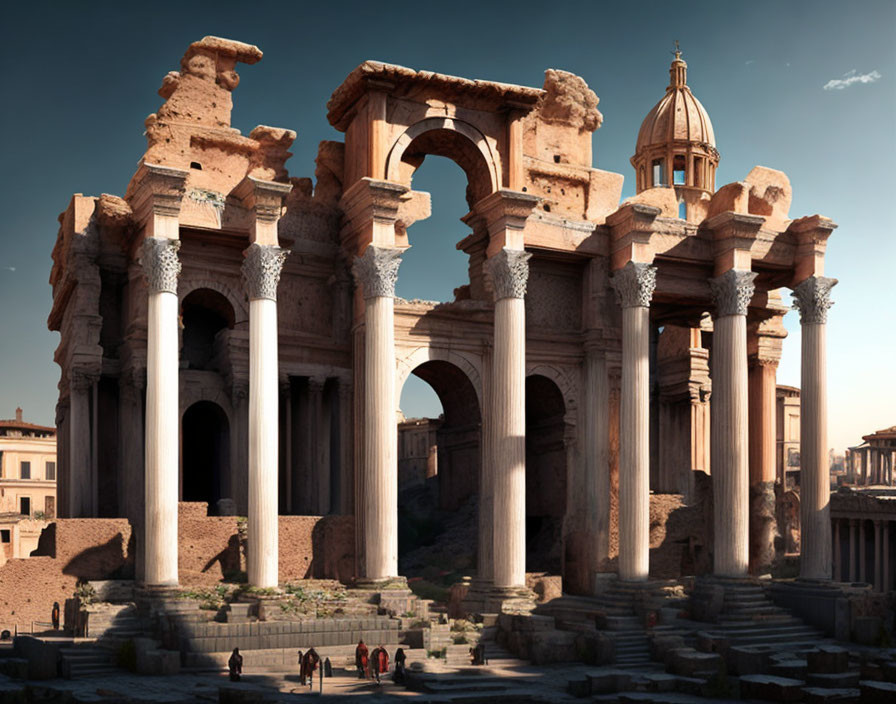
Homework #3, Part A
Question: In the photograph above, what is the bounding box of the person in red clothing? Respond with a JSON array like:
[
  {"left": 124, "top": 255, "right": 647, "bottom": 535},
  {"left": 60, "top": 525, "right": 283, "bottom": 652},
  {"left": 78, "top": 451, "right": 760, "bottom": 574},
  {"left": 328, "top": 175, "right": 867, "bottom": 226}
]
[
  {"left": 372, "top": 645, "right": 389, "bottom": 684},
  {"left": 354, "top": 640, "right": 369, "bottom": 679}
]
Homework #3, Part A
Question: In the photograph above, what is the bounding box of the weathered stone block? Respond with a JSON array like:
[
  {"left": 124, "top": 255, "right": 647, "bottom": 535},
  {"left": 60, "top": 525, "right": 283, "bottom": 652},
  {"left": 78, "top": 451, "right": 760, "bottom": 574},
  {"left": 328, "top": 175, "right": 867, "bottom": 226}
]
[
  {"left": 740, "top": 674, "right": 806, "bottom": 702},
  {"left": 528, "top": 629, "right": 577, "bottom": 665},
  {"left": 574, "top": 631, "right": 615, "bottom": 665},
  {"left": 806, "top": 672, "right": 860, "bottom": 688},
  {"left": 801, "top": 686, "right": 860, "bottom": 704},
  {"left": 727, "top": 645, "right": 771, "bottom": 676},
  {"left": 650, "top": 634, "right": 686, "bottom": 664},
  {"left": 587, "top": 670, "right": 632, "bottom": 694},
  {"left": 666, "top": 648, "right": 722, "bottom": 677},
  {"left": 859, "top": 680, "right": 896, "bottom": 703},
  {"left": 807, "top": 646, "right": 849, "bottom": 674}
]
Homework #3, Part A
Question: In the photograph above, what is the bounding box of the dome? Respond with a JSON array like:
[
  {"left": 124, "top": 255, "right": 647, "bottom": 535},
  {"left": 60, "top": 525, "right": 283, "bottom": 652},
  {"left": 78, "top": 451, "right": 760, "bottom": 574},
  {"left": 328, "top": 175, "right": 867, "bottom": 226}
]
[
  {"left": 630, "top": 50, "right": 720, "bottom": 205},
  {"left": 635, "top": 55, "right": 715, "bottom": 153}
]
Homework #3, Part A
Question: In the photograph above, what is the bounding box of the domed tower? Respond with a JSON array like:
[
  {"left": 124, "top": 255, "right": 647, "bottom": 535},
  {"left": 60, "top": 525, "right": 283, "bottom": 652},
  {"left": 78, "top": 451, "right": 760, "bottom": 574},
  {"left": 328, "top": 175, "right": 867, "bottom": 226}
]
[{"left": 631, "top": 48, "right": 719, "bottom": 221}]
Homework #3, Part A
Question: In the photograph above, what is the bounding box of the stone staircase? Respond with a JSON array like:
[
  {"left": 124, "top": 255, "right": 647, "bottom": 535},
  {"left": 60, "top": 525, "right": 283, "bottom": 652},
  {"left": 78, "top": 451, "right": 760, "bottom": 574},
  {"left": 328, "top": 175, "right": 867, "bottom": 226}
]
[
  {"left": 59, "top": 642, "right": 119, "bottom": 679},
  {"left": 692, "top": 579, "right": 827, "bottom": 650}
]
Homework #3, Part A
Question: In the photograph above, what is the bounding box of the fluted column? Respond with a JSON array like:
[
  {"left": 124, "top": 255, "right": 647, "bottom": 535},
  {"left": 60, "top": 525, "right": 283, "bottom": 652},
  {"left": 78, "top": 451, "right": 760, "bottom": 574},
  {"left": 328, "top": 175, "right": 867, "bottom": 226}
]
[
  {"left": 793, "top": 275, "right": 836, "bottom": 580},
  {"left": 709, "top": 269, "right": 757, "bottom": 577},
  {"left": 488, "top": 247, "right": 531, "bottom": 589},
  {"left": 849, "top": 519, "right": 857, "bottom": 581},
  {"left": 352, "top": 245, "right": 402, "bottom": 581},
  {"left": 612, "top": 261, "right": 657, "bottom": 581},
  {"left": 141, "top": 237, "right": 181, "bottom": 587},
  {"left": 243, "top": 243, "right": 288, "bottom": 588}
]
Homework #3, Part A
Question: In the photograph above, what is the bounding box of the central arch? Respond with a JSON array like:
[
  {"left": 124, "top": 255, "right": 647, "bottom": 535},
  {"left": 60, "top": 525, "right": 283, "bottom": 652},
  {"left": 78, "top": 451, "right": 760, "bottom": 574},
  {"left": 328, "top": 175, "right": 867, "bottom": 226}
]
[
  {"left": 396, "top": 357, "right": 482, "bottom": 585},
  {"left": 385, "top": 117, "right": 501, "bottom": 208}
]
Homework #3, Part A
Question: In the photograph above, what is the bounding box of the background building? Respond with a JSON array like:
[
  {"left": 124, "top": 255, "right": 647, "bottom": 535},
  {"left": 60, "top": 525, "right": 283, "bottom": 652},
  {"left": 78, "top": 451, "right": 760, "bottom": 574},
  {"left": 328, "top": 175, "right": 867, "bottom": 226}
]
[{"left": 0, "top": 407, "right": 57, "bottom": 565}]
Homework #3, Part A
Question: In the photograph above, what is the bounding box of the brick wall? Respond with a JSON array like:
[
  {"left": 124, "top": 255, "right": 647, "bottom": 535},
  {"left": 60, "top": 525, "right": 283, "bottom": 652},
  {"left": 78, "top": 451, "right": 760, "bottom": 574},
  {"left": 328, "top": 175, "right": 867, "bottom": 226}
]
[{"left": 0, "top": 507, "right": 356, "bottom": 631}]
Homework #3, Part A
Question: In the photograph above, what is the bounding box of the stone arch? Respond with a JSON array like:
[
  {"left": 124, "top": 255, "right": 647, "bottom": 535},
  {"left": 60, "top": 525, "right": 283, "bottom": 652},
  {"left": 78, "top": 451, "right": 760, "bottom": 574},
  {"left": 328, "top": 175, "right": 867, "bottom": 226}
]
[
  {"left": 526, "top": 363, "right": 578, "bottom": 424},
  {"left": 385, "top": 117, "right": 501, "bottom": 206},
  {"left": 396, "top": 346, "right": 483, "bottom": 410},
  {"left": 179, "top": 278, "right": 248, "bottom": 324}
]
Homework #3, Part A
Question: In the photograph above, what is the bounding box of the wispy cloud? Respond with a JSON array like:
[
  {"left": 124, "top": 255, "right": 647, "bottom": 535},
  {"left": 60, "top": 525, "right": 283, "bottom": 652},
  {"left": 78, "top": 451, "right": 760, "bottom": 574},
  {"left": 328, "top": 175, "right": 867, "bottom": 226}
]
[
  {"left": 824, "top": 69, "right": 881, "bottom": 91},
  {"left": 745, "top": 59, "right": 756, "bottom": 66},
  {"left": 1, "top": 266, "right": 15, "bottom": 272}
]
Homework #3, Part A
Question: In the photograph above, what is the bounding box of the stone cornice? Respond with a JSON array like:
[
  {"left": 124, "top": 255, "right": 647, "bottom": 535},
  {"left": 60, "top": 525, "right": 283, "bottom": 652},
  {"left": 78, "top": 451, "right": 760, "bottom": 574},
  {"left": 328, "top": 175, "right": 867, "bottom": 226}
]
[
  {"left": 706, "top": 211, "right": 765, "bottom": 253},
  {"left": 792, "top": 275, "right": 837, "bottom": 325},
  {"left": 606, "top": 203, "right": 661, "bottom": 270},
  {"left": 232, "top": 176, "right": 292, "bottom": 224},
  {"left": 126, "top": 162, "right": 189, "bottom": 226},
  {"left": 787, "top": 214, "right": 837, "bottom": 245},
  {"left": 470, "top": 189, "right": 540, "bottom": 241},
  {"left": 339, "top": 178, "right": 410, "bottom": 250},
  {"left": 611, "top": 261, "right": 657, "bottom": 309}
]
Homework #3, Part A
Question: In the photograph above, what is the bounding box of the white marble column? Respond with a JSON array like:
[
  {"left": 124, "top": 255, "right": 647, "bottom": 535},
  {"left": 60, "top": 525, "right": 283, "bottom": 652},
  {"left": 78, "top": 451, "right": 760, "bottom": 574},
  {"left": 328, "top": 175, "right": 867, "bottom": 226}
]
[
  {"left": 612, "top": 262, "right": 657, "bottom": 581},
  {"left": 352, "top": 245, "right": 402, "bottom": 581},
  {"left": 849, "top": 519, "right": 857, "bottom": 582},
  {"left": 243, "top": 243, "right": 288, "bottom": 588},
  {"left": 709, "top": 269, "right": 757, "bottom": 577},
  {"left": 793, "top": 275, "right": 836, "bottom": 580},
  {"left": 478, "top": 348, "right": 495, "bottom": 585},
  {"left": 141, "top": 237, "right": 181, "bottom": 587},
  {"left": 487, "top": 247, "right": 531, "bottom": 589}
]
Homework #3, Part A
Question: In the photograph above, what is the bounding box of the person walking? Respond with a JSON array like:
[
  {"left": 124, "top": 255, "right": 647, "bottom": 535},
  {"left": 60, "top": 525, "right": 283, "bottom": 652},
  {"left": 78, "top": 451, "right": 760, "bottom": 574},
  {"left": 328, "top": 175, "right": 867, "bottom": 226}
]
[
  {"left": 355, "top": 640, "right": 369, "bottom": 679},
  {"left": 228, "top": 648, "right": 243, "bottom": 682}
]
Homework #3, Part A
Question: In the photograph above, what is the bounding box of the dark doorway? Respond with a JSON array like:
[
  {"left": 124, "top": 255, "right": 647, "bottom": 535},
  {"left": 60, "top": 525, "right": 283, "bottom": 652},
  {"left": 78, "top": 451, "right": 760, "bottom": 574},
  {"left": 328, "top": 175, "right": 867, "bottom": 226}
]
[
  {"left": 525, "top": 374, "right": 567, "bottom": 575},
  {"left": 182, "top": 401, "right": 230, "bottom": 513}
]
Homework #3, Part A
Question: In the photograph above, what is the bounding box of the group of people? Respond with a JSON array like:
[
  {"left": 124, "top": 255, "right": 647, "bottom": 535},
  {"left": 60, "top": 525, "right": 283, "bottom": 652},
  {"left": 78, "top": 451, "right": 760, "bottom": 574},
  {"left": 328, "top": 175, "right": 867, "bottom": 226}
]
[
  {"left": 355, "top": 641, "right": 407, "bottom": 684},
  {"left": 227, "top": 640, "right": 411, "bottom": 687}
]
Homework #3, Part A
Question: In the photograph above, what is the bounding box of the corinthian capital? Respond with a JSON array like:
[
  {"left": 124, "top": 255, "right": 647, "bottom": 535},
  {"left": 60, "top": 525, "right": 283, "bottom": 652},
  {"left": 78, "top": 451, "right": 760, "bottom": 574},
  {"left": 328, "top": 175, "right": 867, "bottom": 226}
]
[
  {"left": 486, "top": 247, "right": 531, "bottom": 300},
  {"left": 141, "top": 237, "right": 181, "bottom": 294},
  {"left": 710, "top": 269, "right": 757, "bottom": 317},
  {"left": 352, "top": 245, "right": 402, "bottom": 299},
  {"left": 792, "top": 276, "right": 837, "bottom": 324},
  {"left": 242, "top": 243, "right": 288, "bottom": 301},
  {"left": 611, "top": 261, "right": 656, "bottom": 309}
]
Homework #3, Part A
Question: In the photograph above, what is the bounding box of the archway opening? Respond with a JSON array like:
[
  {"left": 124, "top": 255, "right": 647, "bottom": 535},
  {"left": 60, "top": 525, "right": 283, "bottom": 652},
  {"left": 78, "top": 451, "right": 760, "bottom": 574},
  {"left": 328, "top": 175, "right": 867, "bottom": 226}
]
[
  {"left": 394, "top": 155, "right": 471, "bottom": 304},
  {"left": 181, "top": 289, "right": 235, "bottom": 371},
  {"left": 525, "top": 374, "right": 567, "bottom": 575},
  {"left": 182, "top": 400, "right": 230, "bottom": 514},
  {"left": 397, "top": 359, "right": 482, "bottom": 593}
]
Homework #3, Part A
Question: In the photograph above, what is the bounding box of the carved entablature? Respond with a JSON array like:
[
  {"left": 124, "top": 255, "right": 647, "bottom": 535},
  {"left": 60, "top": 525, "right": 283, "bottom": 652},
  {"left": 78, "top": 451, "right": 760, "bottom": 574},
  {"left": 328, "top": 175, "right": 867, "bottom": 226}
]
[
  {"left": 242, "top": 243, "right": 288, "bottom": 301},
  {"left": 792, "top": 276, "right": 837, "bottom": 325},
  {"left": 140, "top": 237, "right": 181, "bottom": 294},
  {"left": 69, "top": 368, "right": 100, "bottom": 392},
  {"left": 709, "top": 269, "right": 757, "bottom": 317},
  {"left": 486, "top": 248, "right": 531, "bottom": 301},
  {"left": 352, "top": 245, "right": 403, "bottom": 299},
  {"left": 127, "top": 163, "right": 188, "bottom": 227},
  {"left": 233, "top": 176, "right": 293, "bottom": 225},
  {"left": 611, "top": 261, "right": 657, "bottom": 309}
]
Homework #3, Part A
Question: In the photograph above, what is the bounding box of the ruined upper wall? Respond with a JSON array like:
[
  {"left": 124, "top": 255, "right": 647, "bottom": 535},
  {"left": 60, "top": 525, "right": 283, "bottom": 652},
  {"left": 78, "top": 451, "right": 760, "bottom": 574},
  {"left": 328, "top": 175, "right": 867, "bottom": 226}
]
[{"left": 125, "top": 36, "right": 295, "bottom": 220}]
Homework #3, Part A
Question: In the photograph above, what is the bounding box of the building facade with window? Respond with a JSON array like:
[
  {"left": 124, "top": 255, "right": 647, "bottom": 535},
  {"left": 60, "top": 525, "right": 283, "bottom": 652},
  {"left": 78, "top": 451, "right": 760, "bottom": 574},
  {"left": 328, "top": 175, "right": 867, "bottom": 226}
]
[{"left": 0, "top": 408, "right": 57, "bottom": 519}]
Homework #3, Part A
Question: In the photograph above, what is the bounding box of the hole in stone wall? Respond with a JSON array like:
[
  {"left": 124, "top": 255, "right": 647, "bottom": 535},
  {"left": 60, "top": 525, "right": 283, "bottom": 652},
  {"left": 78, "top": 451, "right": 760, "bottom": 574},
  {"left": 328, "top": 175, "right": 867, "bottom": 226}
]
[{"left": 190, "top": 162, "right": 202, "bottom": 170}]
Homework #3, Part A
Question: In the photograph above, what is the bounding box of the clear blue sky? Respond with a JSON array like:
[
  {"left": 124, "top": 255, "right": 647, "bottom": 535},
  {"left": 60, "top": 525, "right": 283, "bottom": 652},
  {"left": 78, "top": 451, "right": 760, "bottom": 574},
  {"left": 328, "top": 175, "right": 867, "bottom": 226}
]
[{"left": 0, "top": 0, "right": 892, "bottom": 452}]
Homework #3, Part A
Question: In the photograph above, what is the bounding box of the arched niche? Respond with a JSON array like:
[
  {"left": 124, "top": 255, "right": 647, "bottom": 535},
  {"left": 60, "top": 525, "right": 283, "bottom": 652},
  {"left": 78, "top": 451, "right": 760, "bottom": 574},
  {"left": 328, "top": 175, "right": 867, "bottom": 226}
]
[{"left": 180, "top": 288, "right": 236, "bottom": 372}]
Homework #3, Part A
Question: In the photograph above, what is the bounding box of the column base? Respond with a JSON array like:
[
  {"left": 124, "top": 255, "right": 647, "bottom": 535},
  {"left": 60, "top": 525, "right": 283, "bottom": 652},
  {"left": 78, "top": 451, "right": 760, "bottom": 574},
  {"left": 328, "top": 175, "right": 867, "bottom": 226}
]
[
  {"left": 458, "top": 577, "right": 492, "bottom": 617},
  {"left": 484, "top": 586, "right": 537, "bottom": 615}
]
